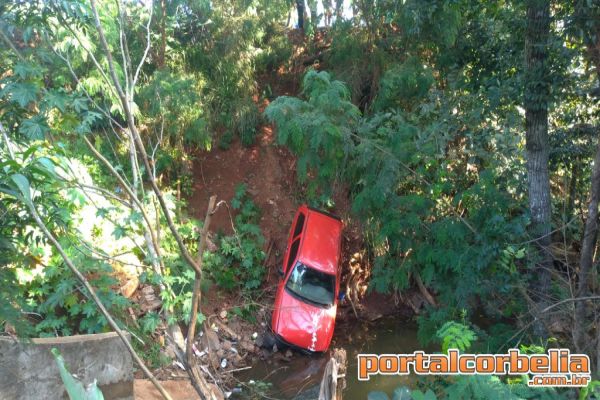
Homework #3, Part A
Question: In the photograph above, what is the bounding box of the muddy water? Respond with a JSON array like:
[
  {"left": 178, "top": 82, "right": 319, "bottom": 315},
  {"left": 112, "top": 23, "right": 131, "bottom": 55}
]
[{"left": 238, "top": 318, "right": 432, "bottom": 399}]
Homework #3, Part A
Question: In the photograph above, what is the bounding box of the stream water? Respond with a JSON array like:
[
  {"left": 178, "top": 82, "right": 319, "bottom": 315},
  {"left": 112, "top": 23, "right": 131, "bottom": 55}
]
[{"left": 237, "top": 318, "right": 433, "bottom": 399}]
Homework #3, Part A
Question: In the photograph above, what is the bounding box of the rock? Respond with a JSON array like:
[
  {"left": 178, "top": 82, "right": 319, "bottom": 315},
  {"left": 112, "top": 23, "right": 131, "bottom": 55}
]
[
  {"left": 219, "top": 310, "right": 227, "bottom": 320},
  {"left": 272, "top": 344, "right": 278, "bottom": 353},
  {"left": 163, "top": 344, "right": 177, "bottom": 359},
  {"left": 217, "top": 349, "right": 225, "bottom": 358},
  {"left": 255, "top": 335, "right": 264, "bottom": 348},
  {"left": 119, "top": 277, "right": 139, "bottom": 298},
  {"left": 232, "top": 353, "right": 244, "bottom": 367},
  {"left": 259, "top": 349, "right": 270, "bottom": 360},
  {"left": 202, "top": 328, "right": 220, "bottom": 351},
  {"left": 285, "top": 350, "right": 293, "bottom": 359},
  {"left": 167, "top": 324, "right": 186, "bottom": 354},
  {"left": 222, "top": 340, "right": 232, "bottom": 352},
  {"left": 141, "top": 285, "right": 154, "bottom": 295},
  {"left": 139, "top": 285, "right": 162, "bottom": 312},
  {"left": 209, "top": 352, "right": 220, "bottom": 370},
  {"left": 240, "top": 341, "right": 255, "bottom": 353}
]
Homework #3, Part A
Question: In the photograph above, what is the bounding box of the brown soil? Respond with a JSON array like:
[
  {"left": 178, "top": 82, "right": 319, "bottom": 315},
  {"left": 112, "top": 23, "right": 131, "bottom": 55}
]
[
  {"left": 135, "top": 379, "right": 197, "bottom": 400},
  {"left": 188, "top": 123, "right": 297, "bottom": 256}
]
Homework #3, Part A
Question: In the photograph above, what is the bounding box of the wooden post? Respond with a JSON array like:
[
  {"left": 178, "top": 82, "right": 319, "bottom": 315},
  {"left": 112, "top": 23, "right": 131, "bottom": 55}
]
[{"left": 318, "top": 348, "right": 347, "bottom": 400}]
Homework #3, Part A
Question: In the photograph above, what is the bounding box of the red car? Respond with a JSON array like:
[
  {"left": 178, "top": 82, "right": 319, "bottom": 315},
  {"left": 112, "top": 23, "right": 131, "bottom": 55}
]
[{"left": 271, "top": 205, "right": 343, "bottom": 352}]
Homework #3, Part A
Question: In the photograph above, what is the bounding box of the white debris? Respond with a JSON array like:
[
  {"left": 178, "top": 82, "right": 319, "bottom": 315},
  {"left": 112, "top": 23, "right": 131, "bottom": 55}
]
[
  {"left": 192, "top": 343, "right": 202, "bottom": 357},
  {"left": 173, "top": 361, "right": 186, "bottom": 371}
]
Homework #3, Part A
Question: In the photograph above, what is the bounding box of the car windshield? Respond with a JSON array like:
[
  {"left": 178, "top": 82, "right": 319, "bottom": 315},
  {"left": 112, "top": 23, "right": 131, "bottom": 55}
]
[{"left": 285, "top": 262, "right": 335, "bottom": 307}]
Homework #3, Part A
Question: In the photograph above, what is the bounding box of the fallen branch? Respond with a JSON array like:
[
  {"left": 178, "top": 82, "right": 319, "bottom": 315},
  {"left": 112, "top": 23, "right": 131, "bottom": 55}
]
[
  {"left": 210, "top": 318, "right": 239, "bottom": 341},
  {"left": 413, "top": 271, "right": 437, "bottom": 307}
]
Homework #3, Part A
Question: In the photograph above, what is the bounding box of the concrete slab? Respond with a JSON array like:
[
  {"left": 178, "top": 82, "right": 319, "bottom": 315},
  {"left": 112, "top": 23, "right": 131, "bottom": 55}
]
[{"left": 0, "top": 332, "right": 133, "bottom": 400}]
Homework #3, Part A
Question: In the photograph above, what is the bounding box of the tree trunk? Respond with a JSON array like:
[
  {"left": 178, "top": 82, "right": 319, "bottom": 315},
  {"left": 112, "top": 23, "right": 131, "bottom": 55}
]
[
  {"left": 323, "top": 0, "right": 332, "bottom": 26},
  {"left": 296, "top": 0, "right": 305, "bottom": 32},
  {"left": 574, "top": 134, "right": 600, "bottom": 352},
  {"left": 525, "top": 0, "right": 552, "bottom": 339},
  {"left": 158, "top": 0, "right": 167, "bottom": 68},
  {"left": 566, "top": 162, "right": 578, "bottom": 223},
  {"left": 307, "top": 0, "right": 318, "bottom": 33},
  {"left": 573, "top": 1, "right": 600, "bottom": 354},
  {"left": 334, "top": 0, "right": 343, "bottom": 21},
  {"left": 318, "top": 349, "right": 346, "bottom": 400}
]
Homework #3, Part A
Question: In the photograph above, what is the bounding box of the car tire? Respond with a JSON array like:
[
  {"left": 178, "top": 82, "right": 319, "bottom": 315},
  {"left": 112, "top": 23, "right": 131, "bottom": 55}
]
[{"left": 257, "top": 330, "right": 278, "bottom": 349}]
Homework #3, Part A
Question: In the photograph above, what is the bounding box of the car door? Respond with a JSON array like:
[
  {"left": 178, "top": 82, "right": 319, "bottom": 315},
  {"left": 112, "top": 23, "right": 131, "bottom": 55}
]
[
  {"left": 273, "top": 208, "right": 306, "bottom": 330},
  {"left": 282, "top": 209, "right": 306, "bottom": 276}
]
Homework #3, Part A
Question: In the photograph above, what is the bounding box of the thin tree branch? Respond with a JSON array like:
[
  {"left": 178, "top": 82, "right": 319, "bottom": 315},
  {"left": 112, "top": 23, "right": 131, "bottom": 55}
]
[
  {"left": 89, "top": 2, "right": 218, "bottom": 397},
  {"left": 83, "top": 136, "right": 162, "bottom": 267},
  {"left": 24, "top": 198, "right": 173, "bottom": 400},
  {"left": 0, "top": 122, "right": 16, "bottom": 159},
  {"left": 0, "top": 28, "right": 26, "bottom": 62},
  {"left": 133, "top": 1, "right": 153, "bottom": 93},
  {"left": 186, "top": 195, "right": 220, "bottom": 397},
  {"left": 90, "top": 0, "right": 203, "bottom": 276}
]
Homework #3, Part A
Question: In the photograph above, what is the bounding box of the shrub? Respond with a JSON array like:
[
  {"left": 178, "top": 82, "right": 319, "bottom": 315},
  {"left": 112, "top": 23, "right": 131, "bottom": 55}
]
[{"left": 205, "top": 184, "right": 266, "bottom": 291}]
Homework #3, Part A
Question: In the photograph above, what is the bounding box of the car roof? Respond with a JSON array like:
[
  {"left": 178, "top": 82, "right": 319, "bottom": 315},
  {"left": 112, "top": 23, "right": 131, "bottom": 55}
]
[{"left": 297, "top": 206, "right": 342, "bottom": 275}]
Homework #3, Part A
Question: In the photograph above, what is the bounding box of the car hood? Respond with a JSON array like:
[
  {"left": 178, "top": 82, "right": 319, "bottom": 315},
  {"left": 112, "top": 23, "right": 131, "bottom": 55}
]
[{"left": 275, "top": 289, "right": 336, "bottom": 352}]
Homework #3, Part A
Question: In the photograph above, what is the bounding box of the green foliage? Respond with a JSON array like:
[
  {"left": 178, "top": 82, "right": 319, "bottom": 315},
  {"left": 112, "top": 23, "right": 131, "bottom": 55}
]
[
  {"left": 2, "top": 0, "right": 600, "bottom": 379},
  {"left": 243, "top": 380, "right": 273, "bottom": 399},
  {"left": 265, "top": 70, "right": 360, "bottom": 199},
  {"left": 436, "top": 321, "right": 477, "bottom": 353},
  {"left": 179, "top": 0, "right": 290, "bottom": 146},
  {"left": 374, "top": 57, "right": 435, "bottom": 111},
  {"left": 579, "top": 380, "right": 600, "bottom": 400},
  {"left": 374, "top": 377, "right": 566, "bottom": 400},
  {"left": 0, "top": 145, "right": 129, "bottom": 337},
  {"left": 254, "top": 25, "right": 292, "bottom": 74},
  {"left": 230, "top": 99, "right": 261, "bottom": 147},
  {"left": 138, "top": 70, "right": 209, "bottom": 150},
  {"left": 206, "top": 184, "right": 266, "bottom": 291},
  {"left": 325, "top": 20, "right": 379, "bottom": 104},
  {"left": 266, "top": 63, "right": 535, "bottom": 352},
  {"left": 52, "top": 348, "right": 105, "bottom": 400},
  {"left": 135, "top": 341, "right": 171, "bottom": 370}
]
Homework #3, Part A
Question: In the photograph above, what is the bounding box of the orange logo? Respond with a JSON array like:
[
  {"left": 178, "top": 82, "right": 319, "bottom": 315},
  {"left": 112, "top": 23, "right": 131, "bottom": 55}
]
[{"left": 357, "top": 349, "right": 590, "bottom": 387}]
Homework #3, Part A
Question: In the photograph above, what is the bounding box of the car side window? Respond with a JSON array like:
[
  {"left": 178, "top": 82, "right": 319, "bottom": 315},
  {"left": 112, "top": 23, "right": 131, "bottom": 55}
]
[
  {"left": 293, "top": 212, "right": 305, "bottom": 238},
  {"left": 287, "top": 238, "right": 300, "bottom": 271}
]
